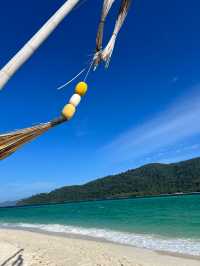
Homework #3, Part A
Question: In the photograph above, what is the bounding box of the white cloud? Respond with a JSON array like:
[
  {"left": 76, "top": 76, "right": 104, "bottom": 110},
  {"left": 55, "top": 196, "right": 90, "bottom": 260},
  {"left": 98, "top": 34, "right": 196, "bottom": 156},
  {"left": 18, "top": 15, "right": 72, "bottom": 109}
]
[{"left": 101, "top": 84, "right": 200, "bottom": 164}]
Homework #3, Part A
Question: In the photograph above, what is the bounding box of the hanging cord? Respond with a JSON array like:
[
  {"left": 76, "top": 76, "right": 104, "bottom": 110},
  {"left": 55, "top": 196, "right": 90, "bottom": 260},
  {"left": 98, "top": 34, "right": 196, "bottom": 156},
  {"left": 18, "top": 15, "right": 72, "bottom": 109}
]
[
  {"left": 56, "top": 68, "right": 86, "bottom": 90},
  {"left": 84, "top": 60, "right": 94, "bottom": 81},
  {"left": 56, "top": 59, "right": 93, "bottom": 91}
]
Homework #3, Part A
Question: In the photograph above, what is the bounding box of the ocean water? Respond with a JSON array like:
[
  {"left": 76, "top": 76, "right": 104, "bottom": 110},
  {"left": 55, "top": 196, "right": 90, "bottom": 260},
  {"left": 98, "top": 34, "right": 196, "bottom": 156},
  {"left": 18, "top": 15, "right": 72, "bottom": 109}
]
[{"left": 0, "top": 195, "right": 200, "bottom": 256}]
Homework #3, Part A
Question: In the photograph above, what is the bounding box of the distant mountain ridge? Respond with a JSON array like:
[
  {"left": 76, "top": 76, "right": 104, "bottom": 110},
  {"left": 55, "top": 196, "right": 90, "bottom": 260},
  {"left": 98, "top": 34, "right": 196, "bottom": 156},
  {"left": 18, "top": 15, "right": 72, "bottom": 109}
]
[
  {"left": 0, "top": 201, "right": 17, "bottom": 207},
  {"left": 18, "top": 157, "right": 200, "bottom": 205}
]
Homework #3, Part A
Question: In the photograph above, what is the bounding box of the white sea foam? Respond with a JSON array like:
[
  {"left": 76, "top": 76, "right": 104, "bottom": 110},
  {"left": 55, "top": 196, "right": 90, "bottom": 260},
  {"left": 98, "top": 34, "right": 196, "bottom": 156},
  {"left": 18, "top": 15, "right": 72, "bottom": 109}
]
[{"left": 1, "top": 223, "right": 200, "bottom": 256}]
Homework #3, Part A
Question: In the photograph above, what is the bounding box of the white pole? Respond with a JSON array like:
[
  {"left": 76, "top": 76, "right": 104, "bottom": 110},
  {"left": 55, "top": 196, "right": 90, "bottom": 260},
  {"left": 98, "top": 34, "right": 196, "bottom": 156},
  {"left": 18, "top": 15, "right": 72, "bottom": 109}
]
[{"left": 0, "top": 0, "right": 81, "bottom": 90}]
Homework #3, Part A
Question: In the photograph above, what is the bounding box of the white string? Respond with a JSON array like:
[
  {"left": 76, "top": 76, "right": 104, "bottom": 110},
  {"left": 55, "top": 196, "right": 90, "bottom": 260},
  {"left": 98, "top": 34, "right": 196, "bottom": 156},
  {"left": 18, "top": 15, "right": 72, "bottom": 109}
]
[
  {"left": 56, "top": 68, "right": 86, "bottom": 90},
  {"left": 84, "top": 61, "right": 93, "bottom": 81}
]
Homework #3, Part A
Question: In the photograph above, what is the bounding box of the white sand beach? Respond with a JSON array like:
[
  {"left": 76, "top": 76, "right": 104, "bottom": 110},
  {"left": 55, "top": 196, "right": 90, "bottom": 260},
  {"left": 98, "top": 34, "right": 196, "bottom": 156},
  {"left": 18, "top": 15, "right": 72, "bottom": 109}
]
[{"left": 0, "top": 229, "right": 199, "bottom": 266}]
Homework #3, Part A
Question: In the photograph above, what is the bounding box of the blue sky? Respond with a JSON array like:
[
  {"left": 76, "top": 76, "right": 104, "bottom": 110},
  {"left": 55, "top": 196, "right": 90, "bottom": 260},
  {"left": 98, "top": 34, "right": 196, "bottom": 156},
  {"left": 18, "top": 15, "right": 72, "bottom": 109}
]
[{"left": 1, "top": 0, "right": 200, "bottom": 201}]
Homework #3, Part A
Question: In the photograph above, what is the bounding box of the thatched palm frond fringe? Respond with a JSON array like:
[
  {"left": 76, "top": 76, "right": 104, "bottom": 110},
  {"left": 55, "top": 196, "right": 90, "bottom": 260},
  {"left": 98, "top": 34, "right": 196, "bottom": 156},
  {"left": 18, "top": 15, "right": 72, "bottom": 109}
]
[
  {"left": 94, "top": 0, "right": 132, "bottom": 69},
  {"left": 0, "top": 117, "right": 66, "bottom": 160},
  {"left": 94, "top": 0, "right": 116, "bottom": 67}
]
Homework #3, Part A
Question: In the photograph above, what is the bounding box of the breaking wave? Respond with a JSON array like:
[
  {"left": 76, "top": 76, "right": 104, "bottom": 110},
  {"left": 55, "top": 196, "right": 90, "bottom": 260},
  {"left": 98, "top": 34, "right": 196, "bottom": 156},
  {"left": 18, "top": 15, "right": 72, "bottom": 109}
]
[{"left": 1, "top": 222, "right": 200, "bottom": 256}]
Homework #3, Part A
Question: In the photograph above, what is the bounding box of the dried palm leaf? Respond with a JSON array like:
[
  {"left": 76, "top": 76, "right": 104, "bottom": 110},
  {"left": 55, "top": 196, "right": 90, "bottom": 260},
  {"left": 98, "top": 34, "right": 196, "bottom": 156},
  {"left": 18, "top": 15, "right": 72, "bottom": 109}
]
[
  {"left": 94, "top": 0, "right": 132, "bottom": 69},
  {"left": 94, "top": 0, "right": 116, "bottom": 68},
  {"left": 102, "top": 0, "right": 132, "bottom": 67},
  {"left": 0, "top": 117, "right": 66, "bottom": 160}
]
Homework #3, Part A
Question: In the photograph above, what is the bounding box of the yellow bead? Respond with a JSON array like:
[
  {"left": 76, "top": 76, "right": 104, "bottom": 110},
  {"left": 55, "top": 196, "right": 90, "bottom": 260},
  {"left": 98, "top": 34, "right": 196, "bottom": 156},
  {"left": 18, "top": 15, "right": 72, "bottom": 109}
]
[
  {"left": 62, "top": 104, "right": 76, "bottom": 120},
  {"left": 75, "top": 82, "right": 88, "bottom": 96}
]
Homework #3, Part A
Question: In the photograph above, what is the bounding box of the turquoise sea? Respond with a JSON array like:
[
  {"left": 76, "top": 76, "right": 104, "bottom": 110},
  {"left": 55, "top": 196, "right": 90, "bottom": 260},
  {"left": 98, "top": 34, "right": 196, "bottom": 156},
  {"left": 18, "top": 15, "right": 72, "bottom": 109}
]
[{"left": 0, "top": 195, "right": 200, "bottom": 256}]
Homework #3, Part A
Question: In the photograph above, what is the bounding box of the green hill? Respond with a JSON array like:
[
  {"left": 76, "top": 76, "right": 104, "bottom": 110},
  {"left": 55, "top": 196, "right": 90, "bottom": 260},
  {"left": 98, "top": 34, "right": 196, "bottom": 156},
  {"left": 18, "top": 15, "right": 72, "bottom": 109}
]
[{"left": 18, "top": 157, "right": 200, "bottom": 205}]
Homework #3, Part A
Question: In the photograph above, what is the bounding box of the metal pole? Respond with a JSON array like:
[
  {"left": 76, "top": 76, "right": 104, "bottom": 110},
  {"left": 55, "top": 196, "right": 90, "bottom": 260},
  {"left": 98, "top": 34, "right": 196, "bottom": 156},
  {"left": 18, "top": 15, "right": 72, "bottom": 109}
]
[{"left": 0, "top": 0, "right": 81, "bottom": 90}]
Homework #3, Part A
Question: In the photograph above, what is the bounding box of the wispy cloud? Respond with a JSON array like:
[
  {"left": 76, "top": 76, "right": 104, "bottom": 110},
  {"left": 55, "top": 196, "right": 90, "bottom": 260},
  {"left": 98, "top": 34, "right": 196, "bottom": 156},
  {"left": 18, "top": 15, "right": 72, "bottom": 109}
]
[{"left": 101, "top": 84, "right": 200, "bottom": 165}]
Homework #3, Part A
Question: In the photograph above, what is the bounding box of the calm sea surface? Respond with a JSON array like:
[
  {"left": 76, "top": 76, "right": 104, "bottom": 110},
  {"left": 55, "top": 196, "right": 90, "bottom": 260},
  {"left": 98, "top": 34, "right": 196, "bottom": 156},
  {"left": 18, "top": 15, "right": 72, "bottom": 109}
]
[{"left": 0, "top": 195, "right": 200, "bottom": 255}]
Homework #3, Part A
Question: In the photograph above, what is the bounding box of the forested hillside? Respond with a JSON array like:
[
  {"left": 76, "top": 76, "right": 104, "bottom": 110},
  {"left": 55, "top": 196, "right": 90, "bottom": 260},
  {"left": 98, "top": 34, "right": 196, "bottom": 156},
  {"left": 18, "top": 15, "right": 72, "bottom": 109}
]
[{"left": 18, "top": 157, "right": 200, "bottom": 205}]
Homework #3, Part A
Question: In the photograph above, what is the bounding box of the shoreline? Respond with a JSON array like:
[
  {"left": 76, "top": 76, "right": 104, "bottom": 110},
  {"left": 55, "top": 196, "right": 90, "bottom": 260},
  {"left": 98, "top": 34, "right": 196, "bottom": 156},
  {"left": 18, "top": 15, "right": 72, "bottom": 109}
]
[
  {"left": 1, "top": 224, "right": 200, "bottom": 258},
  {"left": 0, "top": 228, "right": 199, "bottom": 266},
  {"left": 2, "top": 191, "right": 200, "bottom": 209}
]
